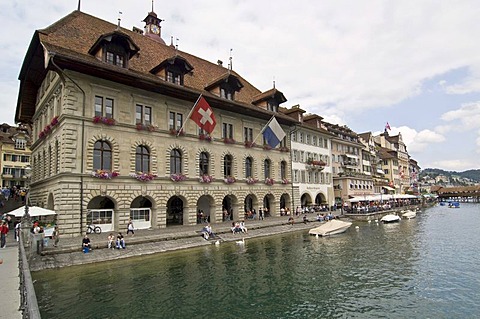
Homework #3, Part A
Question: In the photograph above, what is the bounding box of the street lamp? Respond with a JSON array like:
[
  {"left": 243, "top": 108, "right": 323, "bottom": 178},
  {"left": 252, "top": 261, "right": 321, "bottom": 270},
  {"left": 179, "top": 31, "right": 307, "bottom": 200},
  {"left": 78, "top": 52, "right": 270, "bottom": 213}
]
[{"left": 21, "top": 165, "right": 32, "bottom": 244}]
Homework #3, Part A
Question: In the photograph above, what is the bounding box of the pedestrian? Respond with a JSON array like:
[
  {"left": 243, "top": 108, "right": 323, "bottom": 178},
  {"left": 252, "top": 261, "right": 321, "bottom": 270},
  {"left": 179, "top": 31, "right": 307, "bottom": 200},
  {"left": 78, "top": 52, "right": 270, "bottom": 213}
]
[
  {"left": 14, "top": 222, "right": 20, "bottom": 242},
  {"left": 52, "top": 226, "right": 60, "bottom": 247},
  {"left": 127, "top": 218, "right": 135, "bottom": 236},
  {"left": 259, "top": 207, "right": 264, "bottom": 220},
  {"left": 116, "top": 232, "right": 126, "bottom": 249},
  {"left": 0, "top": 221, "right": 9, "bottom": 248}
]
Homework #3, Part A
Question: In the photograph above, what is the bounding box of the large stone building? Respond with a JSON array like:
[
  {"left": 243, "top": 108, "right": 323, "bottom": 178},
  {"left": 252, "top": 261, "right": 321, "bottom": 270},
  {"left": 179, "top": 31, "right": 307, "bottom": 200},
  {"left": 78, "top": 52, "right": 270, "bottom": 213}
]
[
  {"left": 284, "top": 106, "right": 334, "bottom": 210},
  {"left": 0, "top": 124, "right": 31, "bottom": 189},
  {"left": 15, "top": 8, "right": 298, "bottom": 237}
]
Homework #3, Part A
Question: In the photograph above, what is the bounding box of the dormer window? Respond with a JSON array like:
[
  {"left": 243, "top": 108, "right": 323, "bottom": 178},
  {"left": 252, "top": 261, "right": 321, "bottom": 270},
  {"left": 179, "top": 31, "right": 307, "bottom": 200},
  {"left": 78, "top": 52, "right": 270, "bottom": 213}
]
[
  {"left": 205, "top": 73, "right": 243, "bottom": 101},
  {"left": 220, "top": 86, "right": 234, "bottom": 100},
  {"left": 252, "top": 88, "right": 287, "bottom": 111},
  {"left": 166, "top": 69, "right": 182, "bottom": 85},
  {"left": 89, "top": 31, "right": 140, "bottom": 69},
  {"left": 267, "top": 100, "right": 278, "bottom": 112},
  {"left": 105, "top": 43, "right": 126, "bottom": 67},
  {"left": 150, "top": 56, "right": 193, "bottom": 86}
]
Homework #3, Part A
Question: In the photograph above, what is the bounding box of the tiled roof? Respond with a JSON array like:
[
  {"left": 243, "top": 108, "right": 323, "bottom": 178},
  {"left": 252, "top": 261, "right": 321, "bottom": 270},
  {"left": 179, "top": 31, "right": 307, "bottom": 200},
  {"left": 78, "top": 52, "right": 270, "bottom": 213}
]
[{"left": 18, "top": 10, "right": 300, "bottom": 124}]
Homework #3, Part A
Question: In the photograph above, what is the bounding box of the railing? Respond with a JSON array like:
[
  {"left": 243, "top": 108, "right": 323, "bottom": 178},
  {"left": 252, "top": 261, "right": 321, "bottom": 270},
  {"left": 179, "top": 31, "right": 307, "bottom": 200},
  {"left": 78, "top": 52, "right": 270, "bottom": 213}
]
[{"left": 18, "top": 233, "right": 41, "bottom": 318}]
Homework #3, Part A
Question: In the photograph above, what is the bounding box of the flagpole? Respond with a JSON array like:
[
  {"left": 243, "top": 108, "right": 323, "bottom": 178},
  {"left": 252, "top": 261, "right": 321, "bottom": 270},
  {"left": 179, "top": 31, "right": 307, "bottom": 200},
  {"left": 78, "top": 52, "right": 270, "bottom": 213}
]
[
  {"left": 252, "top": 114, "right": 275, "bottom": 144},
  {"left": 177, "top": 94, "right": 203, "bottom": 137}
]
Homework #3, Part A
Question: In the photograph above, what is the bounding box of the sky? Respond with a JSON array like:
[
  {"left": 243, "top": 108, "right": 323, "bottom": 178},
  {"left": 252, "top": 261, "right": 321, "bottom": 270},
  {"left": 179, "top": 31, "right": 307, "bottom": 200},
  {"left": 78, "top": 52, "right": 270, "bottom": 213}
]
[{"left": 1, "top": 0, "right": 480, "bottom": 172}]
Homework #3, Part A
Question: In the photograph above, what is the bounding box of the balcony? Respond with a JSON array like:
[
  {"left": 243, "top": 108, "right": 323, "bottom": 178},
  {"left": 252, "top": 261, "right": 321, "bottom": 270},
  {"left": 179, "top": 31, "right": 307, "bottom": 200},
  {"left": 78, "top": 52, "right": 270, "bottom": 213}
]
[
  {"left": 305, "top": 159, "right": 326, "bottom": 171},
  {"left": 341, "top": 161, "right": 358, "bottom": 168}
]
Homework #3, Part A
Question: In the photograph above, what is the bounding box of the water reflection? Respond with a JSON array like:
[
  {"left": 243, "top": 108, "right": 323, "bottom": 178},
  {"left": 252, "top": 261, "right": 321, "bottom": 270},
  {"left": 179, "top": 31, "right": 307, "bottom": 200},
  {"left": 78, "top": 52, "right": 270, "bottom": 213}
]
[{"left": 34, "top": 203, "right": 480, "bottom": 318}]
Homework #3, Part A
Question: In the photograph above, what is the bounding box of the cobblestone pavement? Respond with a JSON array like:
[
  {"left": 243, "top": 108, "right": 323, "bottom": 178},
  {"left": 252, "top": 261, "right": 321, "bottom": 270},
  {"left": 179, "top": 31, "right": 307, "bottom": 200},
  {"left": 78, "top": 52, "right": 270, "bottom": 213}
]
[{"left": 29, "top": 215, "right": 320, "bottom": 271}]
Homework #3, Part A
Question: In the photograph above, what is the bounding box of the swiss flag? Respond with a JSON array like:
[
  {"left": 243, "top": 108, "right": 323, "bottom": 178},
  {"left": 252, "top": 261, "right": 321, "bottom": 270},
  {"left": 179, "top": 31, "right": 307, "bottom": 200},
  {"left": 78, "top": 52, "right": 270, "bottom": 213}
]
[{"left": 190, "top": 96, "right": 216, "bottom": 134}]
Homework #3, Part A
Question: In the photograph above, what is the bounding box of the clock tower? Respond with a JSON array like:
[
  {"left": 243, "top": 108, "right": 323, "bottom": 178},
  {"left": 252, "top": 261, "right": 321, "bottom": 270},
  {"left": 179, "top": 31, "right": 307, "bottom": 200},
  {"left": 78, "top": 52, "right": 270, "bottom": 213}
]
[{"left": 143, "top": 4, "right": 165, "bottom": 44}]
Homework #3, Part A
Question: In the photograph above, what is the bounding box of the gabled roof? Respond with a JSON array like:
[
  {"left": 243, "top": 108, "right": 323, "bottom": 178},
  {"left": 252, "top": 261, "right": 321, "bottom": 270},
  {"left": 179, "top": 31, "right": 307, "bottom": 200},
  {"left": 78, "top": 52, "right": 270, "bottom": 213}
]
[
  {"left": 204, "top": 72, "right": 244, "bottom": 91},
  {"left": 88, "top": 30, "right": 140, "bottom": 58},
  {"left": 149, "top": 55, "right": 194, "bottom": 74},
  {"left": 17, "top": 10, "right": 298, "bottom": 125},
  {"left": 251, "top": 88, "right": 287, "bottom": 105}
]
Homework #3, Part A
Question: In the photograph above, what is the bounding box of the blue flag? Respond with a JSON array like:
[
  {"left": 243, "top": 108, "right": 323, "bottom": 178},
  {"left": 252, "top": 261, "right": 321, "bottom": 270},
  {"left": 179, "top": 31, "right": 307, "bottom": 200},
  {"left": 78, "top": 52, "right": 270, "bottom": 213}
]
[{"left": 262, "top": 117, "right": 286, "bottom": 148}]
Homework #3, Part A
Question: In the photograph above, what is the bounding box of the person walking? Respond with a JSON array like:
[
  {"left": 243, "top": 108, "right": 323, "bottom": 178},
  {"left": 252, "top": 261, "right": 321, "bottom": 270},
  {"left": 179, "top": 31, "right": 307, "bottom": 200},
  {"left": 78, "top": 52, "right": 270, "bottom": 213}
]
[
  {"left": 127, "top": 218, "right": 135, "bottom": 236},
  {"left": 52, "top": 226, "right": 60, "bottom": 247},
  {"left": 0, "top": 221, "right": 9, "bottom": 248}
]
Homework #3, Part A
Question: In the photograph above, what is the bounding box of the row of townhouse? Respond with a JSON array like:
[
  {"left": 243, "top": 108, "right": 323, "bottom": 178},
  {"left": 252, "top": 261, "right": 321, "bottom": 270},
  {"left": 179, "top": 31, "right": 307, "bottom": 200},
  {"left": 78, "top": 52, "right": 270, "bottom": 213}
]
[{"left": 14, "top": 6, "right": 420, "bottom": 237}]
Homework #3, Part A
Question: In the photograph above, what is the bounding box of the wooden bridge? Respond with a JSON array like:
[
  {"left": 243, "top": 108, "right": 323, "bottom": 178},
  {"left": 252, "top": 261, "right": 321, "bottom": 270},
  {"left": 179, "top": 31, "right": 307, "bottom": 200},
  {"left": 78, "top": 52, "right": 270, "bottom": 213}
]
[{"left": 433, "top": 185, "right": 480, "bottom": 202}]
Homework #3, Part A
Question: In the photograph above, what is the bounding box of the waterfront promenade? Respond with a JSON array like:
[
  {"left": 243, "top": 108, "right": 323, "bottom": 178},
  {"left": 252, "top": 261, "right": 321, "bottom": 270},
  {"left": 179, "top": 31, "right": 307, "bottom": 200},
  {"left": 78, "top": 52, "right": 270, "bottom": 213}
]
[
  {"left": 30, "top": 214, "right": 319, "bottom": 271},
  {"left": 0, "top": 239, "right": 22, "bottom": 318}
]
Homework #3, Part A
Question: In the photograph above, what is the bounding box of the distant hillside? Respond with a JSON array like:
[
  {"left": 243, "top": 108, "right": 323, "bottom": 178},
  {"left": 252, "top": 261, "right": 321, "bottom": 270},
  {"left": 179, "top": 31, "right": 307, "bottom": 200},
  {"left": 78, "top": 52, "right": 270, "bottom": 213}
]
[{"left": 420, "top": 168, "right": 480, "bottom": 183}]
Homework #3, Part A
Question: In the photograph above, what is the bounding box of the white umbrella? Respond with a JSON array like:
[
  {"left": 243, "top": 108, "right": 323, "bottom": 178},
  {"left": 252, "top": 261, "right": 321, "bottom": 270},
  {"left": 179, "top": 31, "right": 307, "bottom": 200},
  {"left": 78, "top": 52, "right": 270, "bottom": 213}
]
[{"left": 6, "top": 206, "right": 56, "bottom": 218}]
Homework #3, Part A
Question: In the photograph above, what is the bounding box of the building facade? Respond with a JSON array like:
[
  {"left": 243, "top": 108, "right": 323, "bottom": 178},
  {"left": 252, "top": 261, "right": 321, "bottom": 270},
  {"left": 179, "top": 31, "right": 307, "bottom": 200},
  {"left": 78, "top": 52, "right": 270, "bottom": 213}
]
[
  {"left": 16, "top": 8, "right": 298, "bottom": 237},
  {"left": 284, "top": 106, "right": 334, "bottom": 210},
  {"left": 0, "top": 124, "right": 31, "bottom": 188}
]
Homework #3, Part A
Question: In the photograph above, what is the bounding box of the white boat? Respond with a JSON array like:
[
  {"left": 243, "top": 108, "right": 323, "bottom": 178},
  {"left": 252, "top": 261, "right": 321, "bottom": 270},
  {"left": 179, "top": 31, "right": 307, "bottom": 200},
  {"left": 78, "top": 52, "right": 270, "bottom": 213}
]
[
  {"left": 402, "top": 210, "right": 416, "bottom": 219},
  {"left": 309, "top": 219, "right": 352, "bottom": 236},
  {"left": 380, "top": 214, "right": 401, "bottom": 223}
]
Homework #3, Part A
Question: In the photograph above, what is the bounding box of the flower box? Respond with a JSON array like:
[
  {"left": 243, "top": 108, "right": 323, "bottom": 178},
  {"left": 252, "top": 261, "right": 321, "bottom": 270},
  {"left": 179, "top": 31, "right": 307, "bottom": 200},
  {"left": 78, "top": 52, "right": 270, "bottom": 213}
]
[
  {"left": 136, "top": 123, "right": 156, "bottom": 132},
  {"left": 170, "top": 128, "right": 185, "bottom": 136},
  {"left": 170, "top": 173, "right": 187, "bottom": 182},
  {"left": 279, "top": 146, "right": 289, "bottom": 152},
  {"left": 223, "top": 137, "right": 236, "bottom": 144},
  {"left": 199, "top": 133, "right": 212, "bottom": 142},
  {"left": 130, "top": 172, "right": 157, "bottom": 181},
  {"left": 264, "top": 178, "right": 275, "bottom": 186},
  {"left": 224, "top": 176, "right": 236, "bottom": 184},
  {"left": 263, "top": 144, "right": 272, "bottom": 150},
  {"left": 281, "top": 178, "right": 289, "bottom": 184},
  {"left": 93, "top": 116, "right": 116, "bottom": 125},
  {"left": 244, "top": 141, "right": 256, "bottom": 148},
  {"left": 199, "top": 175, "right": 214, "bottom": 183},
  {"left": 246, "top": 177, "right": 258, "bottom": 185},
  {"left": 92, "top": 170, "right": 119, "bottom": 179}
]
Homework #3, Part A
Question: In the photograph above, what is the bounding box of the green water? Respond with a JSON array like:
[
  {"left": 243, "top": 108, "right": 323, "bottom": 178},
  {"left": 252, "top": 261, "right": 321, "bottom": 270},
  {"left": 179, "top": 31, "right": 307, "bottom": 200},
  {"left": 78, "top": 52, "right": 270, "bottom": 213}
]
[{"left": 33, "top": 203, "right": 480, "bottom": 318}]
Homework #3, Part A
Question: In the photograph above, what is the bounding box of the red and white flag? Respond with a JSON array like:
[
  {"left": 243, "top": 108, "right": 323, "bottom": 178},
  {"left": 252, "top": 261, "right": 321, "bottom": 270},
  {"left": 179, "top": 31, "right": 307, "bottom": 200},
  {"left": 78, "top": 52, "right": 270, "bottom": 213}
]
[
  {"left": 190, "top": 95, "right": 216, "bottom": 134},
  {"left": 385, "top": 122, "right": 391, "bottom": 131}
]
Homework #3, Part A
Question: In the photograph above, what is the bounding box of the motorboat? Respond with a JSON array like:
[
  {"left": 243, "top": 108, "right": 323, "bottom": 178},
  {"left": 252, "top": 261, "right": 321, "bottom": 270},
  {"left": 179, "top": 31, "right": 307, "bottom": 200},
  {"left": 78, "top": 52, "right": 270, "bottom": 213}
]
[
  {"left": 309, "top": 219, "right": 352, "bottom": 236},
  {"left": 448, "top": 201, "right": 460, "bottom": 208},
  {"left": 402, "top": 210, "right": 416, "bottom": 219},
  {"left": 380, "top": 214, "right": 401, "bottom": 223}
]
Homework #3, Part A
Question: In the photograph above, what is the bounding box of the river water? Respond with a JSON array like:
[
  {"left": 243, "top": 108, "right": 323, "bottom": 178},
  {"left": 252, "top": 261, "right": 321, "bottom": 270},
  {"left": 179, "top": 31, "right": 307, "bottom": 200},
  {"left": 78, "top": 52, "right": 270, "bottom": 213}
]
[{"left": 33, "top": 203, "right": 480, "bottom": 318}]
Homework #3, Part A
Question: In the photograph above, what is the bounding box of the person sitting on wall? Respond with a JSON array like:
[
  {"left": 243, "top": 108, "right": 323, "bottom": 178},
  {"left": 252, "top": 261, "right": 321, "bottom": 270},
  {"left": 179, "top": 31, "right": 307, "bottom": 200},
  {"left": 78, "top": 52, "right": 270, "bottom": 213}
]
[
  {"left": 202, "top": 224, "right": 216, "bottom": 240},
  {"left": 82, "top": 235, "right": 92, "bottom": 251},
  {"left": 116, "top": 232, "right": 126, "bottom": 249},
  {"left": 107, "top": 233, "right": 115, "bottom": 249},
  {"left": 288, "top": 216, "right": 295, "bottom": 225},
  {"left": 303, "top": 215, "right": 310, "bottom": 224}
]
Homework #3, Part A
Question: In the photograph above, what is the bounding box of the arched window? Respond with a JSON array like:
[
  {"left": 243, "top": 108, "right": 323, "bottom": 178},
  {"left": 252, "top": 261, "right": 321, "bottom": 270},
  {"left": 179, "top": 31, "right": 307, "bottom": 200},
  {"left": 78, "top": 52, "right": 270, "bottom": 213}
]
[
  {"left": 135, "top": 145, "right": 150, "bottom": 173},
  {"left": 199, "top": 152, "right": 209, "bottom": 175},
  {"left": 280, "top": 161, "right": 287, "bottom": 179},
  {"left": 245, "top": 157, "right": 253, "bottom": 178},
  {"left": 264, "top": 159, "right": 271, "bottom": 179},
  {"left": 93, "top": 140, "right": 112, "bottom": 170},
  {"left": 170, "top": 149, "right": 182, "bottom": 174},
  {"left": 224, "top": 154, "right": 233, "bottom": 177}
]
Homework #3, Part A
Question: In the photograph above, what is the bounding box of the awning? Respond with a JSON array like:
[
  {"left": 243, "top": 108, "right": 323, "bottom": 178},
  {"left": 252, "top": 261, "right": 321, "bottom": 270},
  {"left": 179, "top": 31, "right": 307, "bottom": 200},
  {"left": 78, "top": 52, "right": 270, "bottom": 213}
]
[
  {"left": 382, "top": 186, "right": 395, "bottom": 191},
  {"left": 6, "top": 206, "right": 56, "bottom": 218}
]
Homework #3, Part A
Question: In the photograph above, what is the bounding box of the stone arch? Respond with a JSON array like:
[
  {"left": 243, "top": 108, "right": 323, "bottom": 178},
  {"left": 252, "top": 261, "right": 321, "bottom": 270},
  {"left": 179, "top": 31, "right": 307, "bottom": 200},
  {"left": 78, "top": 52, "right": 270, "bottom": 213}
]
[
  {"left": 166, "top": 194, "right": 188, "bottom": 226},
  {"left": 86, "top": 134, "right": 120, "bottom": 172},
  {"left": 86, "top": 195, "right": 117, "bottom": 232},
  {"left": 196, "top": 194, "right": 215, "bottom": 224},
  {"left": 300, "top": 192, "right": 313, "bottom": 208},
  {"left": 221, "top": 193, "right": 239, "bottom": 221},
  {"left": 130, "top": 139, "right": 158, "bottom": 174},
  {"left": 165, "top": 143, "right": 189, "bottom": 176},
  {"left": 315, "top": 192, "right": 327, "bottom": 205},
  {"left": 280, "top": 193, "right": 291, "bottom": 211},
  {"left": 244, "top": 193, "right": 259, "bottom": 218}
]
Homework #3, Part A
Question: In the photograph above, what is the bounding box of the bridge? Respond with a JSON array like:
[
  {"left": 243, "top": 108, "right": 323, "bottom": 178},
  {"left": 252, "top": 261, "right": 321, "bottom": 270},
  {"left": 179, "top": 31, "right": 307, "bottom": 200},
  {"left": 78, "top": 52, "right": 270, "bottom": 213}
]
[{"left": 432, "top": 185, "right": 480, "bottom": 202}]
